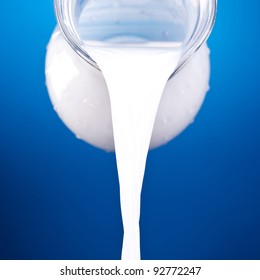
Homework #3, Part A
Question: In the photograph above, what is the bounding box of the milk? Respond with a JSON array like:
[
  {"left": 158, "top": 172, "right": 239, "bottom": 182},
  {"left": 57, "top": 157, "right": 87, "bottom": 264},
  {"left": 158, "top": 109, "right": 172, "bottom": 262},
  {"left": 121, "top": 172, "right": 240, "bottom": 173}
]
[
  {"left": 79, "top": 0, "right": 185, "bottom": 260},
  {"left": 46, "top": 0, "right": 211, "bottom": 260},
  {"left": 84, "top": 44, "right": 181, "bottom": 259}
]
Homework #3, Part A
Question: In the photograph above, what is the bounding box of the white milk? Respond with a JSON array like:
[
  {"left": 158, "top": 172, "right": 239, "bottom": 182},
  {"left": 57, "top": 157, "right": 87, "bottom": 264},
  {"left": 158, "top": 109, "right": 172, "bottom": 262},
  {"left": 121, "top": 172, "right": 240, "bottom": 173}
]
[
  {"left": 85, "top": 44, "right": 181, "bottom": 259},
  {"left": 46, "top": 0, "right": 210, "bottom": 260},
  {"left": 78, "top": 1, "right": 186, "bottom": 259}
]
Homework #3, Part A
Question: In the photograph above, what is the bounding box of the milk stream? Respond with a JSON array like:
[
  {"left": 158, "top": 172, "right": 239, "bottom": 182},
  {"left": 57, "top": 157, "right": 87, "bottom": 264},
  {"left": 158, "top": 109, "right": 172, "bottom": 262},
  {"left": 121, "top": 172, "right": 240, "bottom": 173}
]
[
  {"left": 46, "top": 29, "right": 211, "bottom": 259},
  {"left": 79, "top": 0, "right": 183, "bottom": 260},
  {"left": 52, "top": 0, "right": 206, "bottom": 260},
  {"left": 86, "top": 45, "right": 181, "bottom": 260}
]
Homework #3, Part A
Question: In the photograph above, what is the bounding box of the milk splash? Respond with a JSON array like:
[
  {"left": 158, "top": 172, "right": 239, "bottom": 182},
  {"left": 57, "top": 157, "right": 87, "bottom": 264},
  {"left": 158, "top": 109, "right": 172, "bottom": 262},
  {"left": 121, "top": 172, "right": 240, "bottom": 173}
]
[{"left": 86, "top": 44, "right": 181, "bottom": 260}]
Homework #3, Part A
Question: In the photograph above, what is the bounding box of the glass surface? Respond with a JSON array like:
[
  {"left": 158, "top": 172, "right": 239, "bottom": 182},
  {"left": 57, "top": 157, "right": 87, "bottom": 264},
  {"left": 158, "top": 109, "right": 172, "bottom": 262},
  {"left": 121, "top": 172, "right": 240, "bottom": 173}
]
[{"left": 54, "top": 0, "right": 217, "bottom": 75}]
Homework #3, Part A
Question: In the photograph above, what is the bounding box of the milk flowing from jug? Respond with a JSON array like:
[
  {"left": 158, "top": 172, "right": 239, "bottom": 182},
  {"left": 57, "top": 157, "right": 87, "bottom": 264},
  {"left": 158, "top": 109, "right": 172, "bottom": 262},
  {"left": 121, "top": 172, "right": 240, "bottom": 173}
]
[
  {"left": 77, "top": 1, "right": 187, "bottom": 259},
  {"left": 46, "top": 0, "right": 216, "bottom": 260},
  {"left": 87, "top": 46, "right": 181, "bottom": 260}
]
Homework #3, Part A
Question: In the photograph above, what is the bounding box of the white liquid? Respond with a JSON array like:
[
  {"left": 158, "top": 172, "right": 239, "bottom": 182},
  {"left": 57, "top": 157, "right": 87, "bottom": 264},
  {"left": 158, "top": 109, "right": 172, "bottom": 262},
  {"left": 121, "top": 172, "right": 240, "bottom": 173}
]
[
  {"left": 46, "top": 31, "right": 209, "bottom": 259},
  {"left": 46, "top": 0, "right": 211, "bottom": 260},
  {"left": 86, "top": 44, "right": 181, "bottom": 260},
  {"left": 78, "top": 2, "right": 184, "bottom": 258}
]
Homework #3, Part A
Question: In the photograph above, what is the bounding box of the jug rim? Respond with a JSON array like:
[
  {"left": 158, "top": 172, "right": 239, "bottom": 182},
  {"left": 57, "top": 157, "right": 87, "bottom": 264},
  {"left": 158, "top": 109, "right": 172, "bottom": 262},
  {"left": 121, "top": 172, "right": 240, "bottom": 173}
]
[{"left": 54, "top": 0, "right": 217, "bottom": 77}]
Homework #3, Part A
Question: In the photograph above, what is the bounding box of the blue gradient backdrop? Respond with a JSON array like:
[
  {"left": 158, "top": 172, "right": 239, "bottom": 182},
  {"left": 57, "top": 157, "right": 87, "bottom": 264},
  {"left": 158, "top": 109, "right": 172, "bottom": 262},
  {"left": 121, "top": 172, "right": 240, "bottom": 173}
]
[{"left": 0, "top": 1, "right": 259, "bottom": 260}]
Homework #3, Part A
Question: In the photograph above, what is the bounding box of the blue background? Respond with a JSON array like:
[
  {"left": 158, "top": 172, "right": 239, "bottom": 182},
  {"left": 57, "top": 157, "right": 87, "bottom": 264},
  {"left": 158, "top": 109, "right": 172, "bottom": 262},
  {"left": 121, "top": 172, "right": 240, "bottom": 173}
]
[{"left": 0, "top": 1, "right": 259, "bottom": 260}]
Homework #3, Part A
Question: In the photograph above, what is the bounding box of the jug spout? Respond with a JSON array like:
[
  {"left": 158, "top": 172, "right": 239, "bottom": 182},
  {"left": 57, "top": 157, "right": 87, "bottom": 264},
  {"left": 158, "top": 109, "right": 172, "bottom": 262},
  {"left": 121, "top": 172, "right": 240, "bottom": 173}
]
[{"left": 54, "top": 0, "right": 217, "bottom": 76}]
